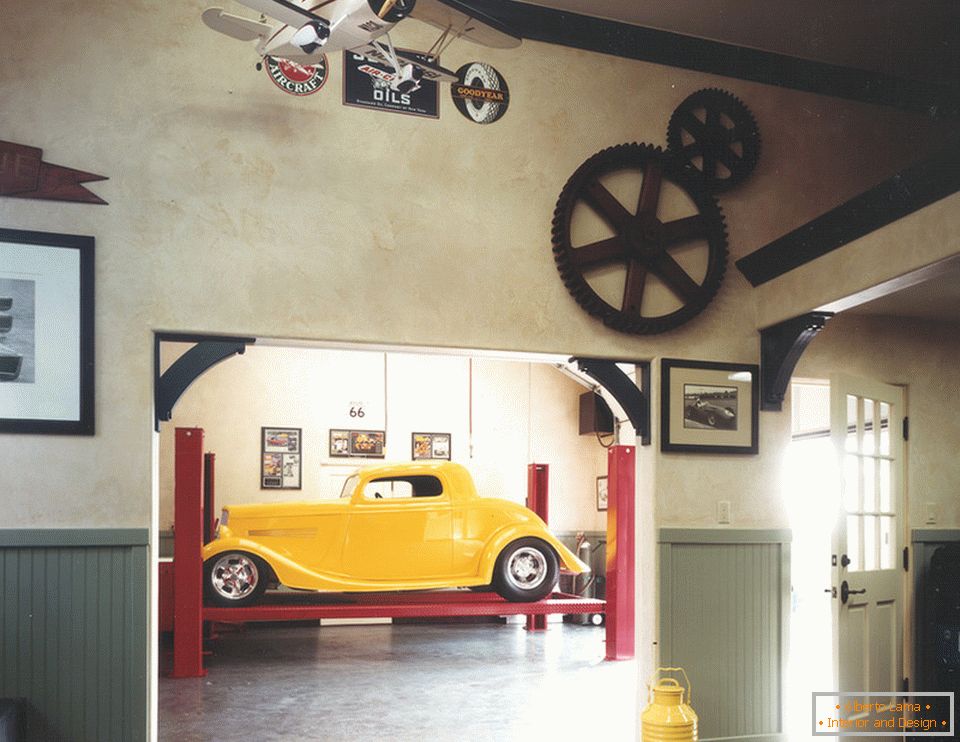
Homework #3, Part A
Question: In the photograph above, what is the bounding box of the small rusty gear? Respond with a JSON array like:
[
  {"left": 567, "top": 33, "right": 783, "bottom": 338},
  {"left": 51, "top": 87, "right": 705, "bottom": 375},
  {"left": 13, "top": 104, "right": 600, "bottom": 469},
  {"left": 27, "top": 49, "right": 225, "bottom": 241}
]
[
  {"left": 552, "top": 143, "right": 727, "bottom": 335},
  {"left": 666, "top": 88, "right": 760, "bottom": 192}
]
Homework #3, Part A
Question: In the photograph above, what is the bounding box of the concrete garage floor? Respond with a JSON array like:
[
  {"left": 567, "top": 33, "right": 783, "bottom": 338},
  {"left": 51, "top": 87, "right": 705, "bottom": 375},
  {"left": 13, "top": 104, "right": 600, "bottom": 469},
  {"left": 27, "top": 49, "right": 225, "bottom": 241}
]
[{"left": 160, "top": 621, "right": 638, "bottom": 742}]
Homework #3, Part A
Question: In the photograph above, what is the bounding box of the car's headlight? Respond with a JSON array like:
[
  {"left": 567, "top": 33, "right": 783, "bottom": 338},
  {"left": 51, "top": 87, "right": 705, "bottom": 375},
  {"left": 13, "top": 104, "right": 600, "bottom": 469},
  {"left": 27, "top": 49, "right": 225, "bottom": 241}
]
[{"left": 214, "top": 508, "right": 228, "bottom": 539}]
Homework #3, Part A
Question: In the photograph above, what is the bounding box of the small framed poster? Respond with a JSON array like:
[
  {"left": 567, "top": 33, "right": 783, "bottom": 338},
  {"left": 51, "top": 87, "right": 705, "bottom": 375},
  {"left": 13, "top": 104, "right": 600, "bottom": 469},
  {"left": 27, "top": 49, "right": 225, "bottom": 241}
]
[
  {"left": 596, "top": 476, "right": 608, "bottom": 511},
  {"left": 330, "top": 429, "right": 385, "bottom": 458},
  {"left": 261, "top": 427, "right": 301, "bottom": 489},
  {"left": 412, "top": 432, "right": 451, "bottom": 460}
]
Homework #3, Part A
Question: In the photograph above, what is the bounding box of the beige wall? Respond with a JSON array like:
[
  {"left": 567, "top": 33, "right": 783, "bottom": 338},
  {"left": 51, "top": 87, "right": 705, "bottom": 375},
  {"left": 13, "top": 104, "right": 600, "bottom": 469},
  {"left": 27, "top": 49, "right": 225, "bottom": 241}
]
[
  {"left": 797, "top": 313, "right": 960, "bottom": 528},
  {"left": 2, "top": 0, "right": 951, "bottom": 531},
  {"left": 158, "top": 345, "right": 609, "bottom": 532},
  {"left": 4, "top": 2, "right": 960, "bottom": 736}
]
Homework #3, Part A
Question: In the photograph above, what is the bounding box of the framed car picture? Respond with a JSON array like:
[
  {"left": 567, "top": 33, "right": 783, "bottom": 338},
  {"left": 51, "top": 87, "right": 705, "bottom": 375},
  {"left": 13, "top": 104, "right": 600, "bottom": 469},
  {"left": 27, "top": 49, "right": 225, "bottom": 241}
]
[
  {"left": 412, "top": 432, "right": 451, "bottom": 460},
  {"left": 261, "top": 427, "right": 301, "bottom": 488},
  {"left": 330, "top": 429, "right": 385, "bottom": 458},
  {"left": 660, "top": 358, "right": 759, "bottom": 454}
]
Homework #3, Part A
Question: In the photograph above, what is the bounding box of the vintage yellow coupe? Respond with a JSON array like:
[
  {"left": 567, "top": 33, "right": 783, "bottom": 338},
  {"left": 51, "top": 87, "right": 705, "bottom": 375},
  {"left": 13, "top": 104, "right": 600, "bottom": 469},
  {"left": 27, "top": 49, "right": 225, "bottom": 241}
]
[{"left": 203, "top": 461, "right": 588, "bottom": 606}]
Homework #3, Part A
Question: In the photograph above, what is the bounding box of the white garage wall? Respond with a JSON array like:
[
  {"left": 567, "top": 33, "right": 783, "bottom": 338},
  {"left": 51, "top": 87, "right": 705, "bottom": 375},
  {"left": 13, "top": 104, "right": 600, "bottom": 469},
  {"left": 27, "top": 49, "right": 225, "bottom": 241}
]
[{"left": 159, "top": 344, "right": 609, "bottom": 533}]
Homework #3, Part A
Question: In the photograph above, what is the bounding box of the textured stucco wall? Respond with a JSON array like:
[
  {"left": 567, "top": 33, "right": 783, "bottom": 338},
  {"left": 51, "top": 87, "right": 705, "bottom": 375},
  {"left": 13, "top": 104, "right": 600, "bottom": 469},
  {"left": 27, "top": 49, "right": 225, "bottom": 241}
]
[{"left": 0, "top": 2, "right": 953, "bottom": 533}]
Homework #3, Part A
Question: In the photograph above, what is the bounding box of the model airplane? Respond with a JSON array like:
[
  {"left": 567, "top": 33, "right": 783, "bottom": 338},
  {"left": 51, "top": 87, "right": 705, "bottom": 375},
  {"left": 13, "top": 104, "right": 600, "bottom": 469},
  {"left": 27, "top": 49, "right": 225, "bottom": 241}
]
[{"left": 202, "top": 0, "right": 520, "bottom": 93}]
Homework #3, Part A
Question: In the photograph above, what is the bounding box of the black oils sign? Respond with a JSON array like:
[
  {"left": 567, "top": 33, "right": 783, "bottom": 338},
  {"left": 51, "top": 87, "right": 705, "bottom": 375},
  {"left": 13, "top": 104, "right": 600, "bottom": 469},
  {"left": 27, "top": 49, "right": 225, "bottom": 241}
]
[{"left": 342, "top": 50, "right": 439, "bottom": 119}]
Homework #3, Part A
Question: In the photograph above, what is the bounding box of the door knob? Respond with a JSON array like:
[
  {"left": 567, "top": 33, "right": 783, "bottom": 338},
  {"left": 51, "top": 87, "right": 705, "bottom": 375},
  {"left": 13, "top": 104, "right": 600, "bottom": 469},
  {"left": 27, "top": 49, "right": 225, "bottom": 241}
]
[{"left": 840, "top": 580, "right": 866, "bottom": 604}]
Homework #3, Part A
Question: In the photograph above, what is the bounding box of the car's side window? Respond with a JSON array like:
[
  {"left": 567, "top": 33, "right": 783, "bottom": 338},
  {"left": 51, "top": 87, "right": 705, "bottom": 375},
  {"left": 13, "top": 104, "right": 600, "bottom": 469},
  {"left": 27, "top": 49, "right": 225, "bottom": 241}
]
[{"left": 361, "top": 475, "right": 443, "bottom": 500}]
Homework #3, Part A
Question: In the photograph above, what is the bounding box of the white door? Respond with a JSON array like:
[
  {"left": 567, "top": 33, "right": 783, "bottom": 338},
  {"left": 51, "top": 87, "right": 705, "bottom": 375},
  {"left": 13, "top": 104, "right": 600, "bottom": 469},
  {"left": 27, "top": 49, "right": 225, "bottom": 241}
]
[{"left": 830, "top": 374, "right": 905, "bottom": 714}]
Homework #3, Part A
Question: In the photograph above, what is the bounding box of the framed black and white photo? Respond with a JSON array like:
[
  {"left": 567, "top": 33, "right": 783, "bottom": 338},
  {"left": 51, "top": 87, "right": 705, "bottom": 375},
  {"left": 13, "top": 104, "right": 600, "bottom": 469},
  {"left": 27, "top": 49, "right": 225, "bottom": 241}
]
[
  {"left": 0, "top": 228, "right": 94, "bottom": 435},
  {"left": 412, "top": 432, "right": 451, "bottom": 460},
  {"left": 261, "top": 427, "right": 301, "bottom": 488},
  {"left": 661, "top": 358, "right": 759, "bottom": 454}
]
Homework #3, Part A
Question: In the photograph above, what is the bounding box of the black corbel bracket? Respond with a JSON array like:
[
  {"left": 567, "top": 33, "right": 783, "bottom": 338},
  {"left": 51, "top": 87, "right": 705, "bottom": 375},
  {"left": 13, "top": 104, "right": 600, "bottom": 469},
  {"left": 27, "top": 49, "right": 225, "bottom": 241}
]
[
  {"left": 155, "top": 335, "right": 254, "bottom": 430},
  {"left": 759, "top": 312, "right": 832, "bottom": 411},
  {"left": 572, "top": 357, "right": 651, "bottom": 445}
]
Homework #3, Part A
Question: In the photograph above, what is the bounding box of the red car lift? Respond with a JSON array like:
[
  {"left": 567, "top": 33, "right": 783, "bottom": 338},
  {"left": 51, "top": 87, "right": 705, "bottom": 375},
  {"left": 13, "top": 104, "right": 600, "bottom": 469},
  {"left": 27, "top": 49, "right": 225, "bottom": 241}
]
[{"left": 169, "top": 428, "right": 625, "bottom": 678}]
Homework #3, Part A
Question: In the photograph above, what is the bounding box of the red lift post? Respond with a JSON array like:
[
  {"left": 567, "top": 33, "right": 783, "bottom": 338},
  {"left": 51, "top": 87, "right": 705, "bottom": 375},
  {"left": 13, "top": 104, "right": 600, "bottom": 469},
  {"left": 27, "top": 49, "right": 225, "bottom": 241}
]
[
  {"left": 605, "top": 445, "right": 635, "bottom": 661},
  {"left": 169, "top": 428, "right": 607, "bottom": 676},
  {"left": 525, "top": 463, "right": 549, "bottom": 631},
  {"left": 171, "top": 428, "right": 206, "bottom": 678}
]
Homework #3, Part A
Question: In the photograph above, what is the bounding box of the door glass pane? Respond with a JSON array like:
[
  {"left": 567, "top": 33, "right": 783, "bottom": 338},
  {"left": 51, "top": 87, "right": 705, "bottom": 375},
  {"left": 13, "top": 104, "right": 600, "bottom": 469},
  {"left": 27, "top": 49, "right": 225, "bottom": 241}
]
[
  {"left": 843, "top": 455, "right": 860, "bottom": 513},
  {"left": 847, "top": 514, "right": 861, "bottom": 572},
  {"left": 863, "top": 457, "right": 877, "bottom": 512},
  {"left": 863, "top": 515, "right": 877, "bottom": 571},
  {"left": 846, "top": 395, "right": 860, "bottom": 453},
  {"left": 863, "top": 399, "right": 875, "bottom": 454},
  {"left": 880, "top": 516, "right": 894, "bottom": 569},
  {"left": 879, "top": 402, "right": 891, "bottom": 455},
  {"left": 879, "top": 459, "right": 892, "bottom": 512}
]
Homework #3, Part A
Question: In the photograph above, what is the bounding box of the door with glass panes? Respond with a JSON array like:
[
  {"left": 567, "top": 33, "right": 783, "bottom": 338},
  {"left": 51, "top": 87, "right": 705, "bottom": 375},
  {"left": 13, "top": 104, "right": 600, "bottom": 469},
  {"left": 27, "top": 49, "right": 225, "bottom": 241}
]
[{"left": 830, "top": 374, "right": 905, "bottom": 712}]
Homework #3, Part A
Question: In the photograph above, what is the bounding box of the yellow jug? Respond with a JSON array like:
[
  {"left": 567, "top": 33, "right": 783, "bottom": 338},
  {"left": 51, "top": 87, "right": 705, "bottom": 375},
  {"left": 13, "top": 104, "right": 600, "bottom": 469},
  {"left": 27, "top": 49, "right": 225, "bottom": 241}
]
[{"left": 641, "top": 667, "right": 698, "bottom": 742}]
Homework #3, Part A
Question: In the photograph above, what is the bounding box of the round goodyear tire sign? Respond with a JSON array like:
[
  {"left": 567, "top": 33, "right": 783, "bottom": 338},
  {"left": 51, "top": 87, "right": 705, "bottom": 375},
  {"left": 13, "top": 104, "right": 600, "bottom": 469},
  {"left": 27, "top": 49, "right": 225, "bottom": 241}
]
[
  {"left": 264, "top": 55, "right": 329, "bottom": 96},
  {"left": 451, "top": 63, "right": 510, "bottom": 124}
]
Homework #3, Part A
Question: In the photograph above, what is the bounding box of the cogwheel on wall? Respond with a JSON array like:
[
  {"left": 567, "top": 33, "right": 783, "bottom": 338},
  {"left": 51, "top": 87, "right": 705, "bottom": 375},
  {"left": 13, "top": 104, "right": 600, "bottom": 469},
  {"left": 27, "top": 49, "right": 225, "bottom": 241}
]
[
  {"left": 551, "top": 143, "right": 728, "bottom": 335},
  {"left": 666, "top": 88, "right": 761, "bottom": 193}
]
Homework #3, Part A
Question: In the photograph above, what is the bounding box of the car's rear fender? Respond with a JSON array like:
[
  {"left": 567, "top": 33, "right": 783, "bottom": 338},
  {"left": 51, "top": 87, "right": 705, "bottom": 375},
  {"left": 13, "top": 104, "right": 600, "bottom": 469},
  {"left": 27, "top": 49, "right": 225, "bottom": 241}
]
[{"left": 478, "top": 526, "right": 589, "bottom": 584}]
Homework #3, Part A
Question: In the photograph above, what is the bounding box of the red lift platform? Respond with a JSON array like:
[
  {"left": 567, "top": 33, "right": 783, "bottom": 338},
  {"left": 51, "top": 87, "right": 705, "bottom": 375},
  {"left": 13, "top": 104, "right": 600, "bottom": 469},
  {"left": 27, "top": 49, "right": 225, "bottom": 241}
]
[{"left": 169, "top": 428, "right": 628, "bottom": 678}]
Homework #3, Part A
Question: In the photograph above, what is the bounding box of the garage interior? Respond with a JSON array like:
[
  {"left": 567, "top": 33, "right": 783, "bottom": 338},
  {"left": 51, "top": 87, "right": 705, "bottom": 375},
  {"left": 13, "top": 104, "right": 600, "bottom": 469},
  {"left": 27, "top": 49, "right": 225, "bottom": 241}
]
[{"left": 2, "top": 1, "right": 960, "bottom": 741}]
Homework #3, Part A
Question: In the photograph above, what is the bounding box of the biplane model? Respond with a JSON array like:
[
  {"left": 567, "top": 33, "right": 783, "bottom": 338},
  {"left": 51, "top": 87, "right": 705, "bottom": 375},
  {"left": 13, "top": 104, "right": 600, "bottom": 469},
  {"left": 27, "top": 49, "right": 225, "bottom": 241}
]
[{"left": 202, "top": 0, "right": 521, "bottom": 93}]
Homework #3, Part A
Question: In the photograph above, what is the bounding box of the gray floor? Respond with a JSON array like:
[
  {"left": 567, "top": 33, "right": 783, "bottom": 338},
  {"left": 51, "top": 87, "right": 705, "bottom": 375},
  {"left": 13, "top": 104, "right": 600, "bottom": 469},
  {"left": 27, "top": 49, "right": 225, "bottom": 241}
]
[{"left": 160, "top": 620, "right": 639, "bottom": 742}]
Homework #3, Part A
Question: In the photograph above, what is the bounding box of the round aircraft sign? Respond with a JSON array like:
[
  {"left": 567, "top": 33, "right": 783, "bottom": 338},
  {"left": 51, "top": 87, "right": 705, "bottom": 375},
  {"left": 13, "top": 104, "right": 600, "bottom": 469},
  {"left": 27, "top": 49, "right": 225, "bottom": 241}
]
[
  {"left": 450, "top": 63, "right": 510, "bottom": 124},
  {"left": 264, "top": 55, "right": 329, "bottom": 96}
]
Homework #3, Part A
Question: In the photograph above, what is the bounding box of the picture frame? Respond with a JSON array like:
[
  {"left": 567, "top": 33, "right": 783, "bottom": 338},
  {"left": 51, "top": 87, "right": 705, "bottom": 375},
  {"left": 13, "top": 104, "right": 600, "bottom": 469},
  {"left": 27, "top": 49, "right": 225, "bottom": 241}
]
[
  {"left": 261, "top": 427, "right": 301, "bottom": 489},
  {"left": 660, "top": 358, "right": 759, "bottom": 454},
  {"left": 596, "top": 476, "right": 608, "bottom": 511},
  {"left": 0, "top": 228, "right": 94, "bottom": 435},
  {"left": 330, "top": 429, "right": 385, "bottom": 458},
  {"left": 411, "top": 432, "right": 451, "bottom": 460}
]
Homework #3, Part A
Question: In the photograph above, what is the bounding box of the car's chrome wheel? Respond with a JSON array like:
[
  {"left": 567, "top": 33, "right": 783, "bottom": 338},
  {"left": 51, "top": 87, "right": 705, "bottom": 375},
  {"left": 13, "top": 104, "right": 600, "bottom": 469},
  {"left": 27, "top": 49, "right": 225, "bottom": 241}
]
[
  {"left": 493, "top": 538, "right": 559, "bottom": 602},
  {"left": 208, "top": 552, "right": 263, "bottom": 605},
  {"left": 505, "top": 547, "right": 548, "bottom": 591}
]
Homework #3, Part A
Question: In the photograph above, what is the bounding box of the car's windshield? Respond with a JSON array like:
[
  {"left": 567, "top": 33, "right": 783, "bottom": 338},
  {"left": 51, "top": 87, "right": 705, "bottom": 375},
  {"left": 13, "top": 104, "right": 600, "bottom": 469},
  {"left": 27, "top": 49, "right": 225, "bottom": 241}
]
[{"left": 340, "top": 474, "right": 359, "bottom": 499}]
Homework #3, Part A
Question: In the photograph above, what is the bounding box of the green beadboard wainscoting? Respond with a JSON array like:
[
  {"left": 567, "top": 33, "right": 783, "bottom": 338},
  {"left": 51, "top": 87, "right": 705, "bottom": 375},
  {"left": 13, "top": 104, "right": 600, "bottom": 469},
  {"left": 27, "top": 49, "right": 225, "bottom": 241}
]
[
  {"left": 0, "top": 529, "right": 149, "bottom": 742},
  {"left": 659, "top": 528, "right": 791, "bottom": 742}
]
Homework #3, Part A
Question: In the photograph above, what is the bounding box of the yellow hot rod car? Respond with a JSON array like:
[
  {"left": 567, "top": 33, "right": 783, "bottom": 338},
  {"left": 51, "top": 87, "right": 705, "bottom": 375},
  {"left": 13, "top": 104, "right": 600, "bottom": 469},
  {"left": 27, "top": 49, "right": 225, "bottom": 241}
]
[{"left": 203, "top": 461, "right": 588, "bottom": 606}]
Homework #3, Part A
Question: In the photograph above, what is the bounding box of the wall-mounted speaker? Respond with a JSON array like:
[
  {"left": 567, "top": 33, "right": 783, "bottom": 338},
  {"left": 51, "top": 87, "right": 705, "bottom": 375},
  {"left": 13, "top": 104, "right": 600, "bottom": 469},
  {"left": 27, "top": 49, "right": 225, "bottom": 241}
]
[{"left": 579, "top": 391, "right": 614, "bottom": 435}]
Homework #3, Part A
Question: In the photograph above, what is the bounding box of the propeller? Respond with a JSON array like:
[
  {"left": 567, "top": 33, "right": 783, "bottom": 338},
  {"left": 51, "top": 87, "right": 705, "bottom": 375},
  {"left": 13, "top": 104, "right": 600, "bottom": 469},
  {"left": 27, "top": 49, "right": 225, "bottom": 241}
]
[{"left": 378, "top": 0, "right": 399, "bottom": 18}]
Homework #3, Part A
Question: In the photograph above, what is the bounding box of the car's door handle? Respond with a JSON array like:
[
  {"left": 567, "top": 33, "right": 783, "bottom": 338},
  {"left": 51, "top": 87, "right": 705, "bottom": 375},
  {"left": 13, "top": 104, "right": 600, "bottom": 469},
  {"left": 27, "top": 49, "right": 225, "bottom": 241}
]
[{"left": 840, "top": 580, "right": 866, "bottom": 604}]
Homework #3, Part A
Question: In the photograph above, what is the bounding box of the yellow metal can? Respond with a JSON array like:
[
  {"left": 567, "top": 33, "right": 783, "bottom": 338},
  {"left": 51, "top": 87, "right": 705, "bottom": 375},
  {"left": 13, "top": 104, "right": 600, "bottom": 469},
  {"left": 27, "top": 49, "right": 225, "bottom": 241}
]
[{"left": 641, "top": 667, "right": 698, "bottom": 742}]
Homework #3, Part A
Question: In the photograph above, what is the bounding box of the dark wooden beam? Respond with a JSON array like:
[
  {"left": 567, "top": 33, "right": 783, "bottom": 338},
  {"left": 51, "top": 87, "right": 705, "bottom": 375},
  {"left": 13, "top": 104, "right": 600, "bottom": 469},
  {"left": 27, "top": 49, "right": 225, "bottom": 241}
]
[
  {"left": 736, "top": 138, "right": 960, "bottom": 287},
  {"left": 477, "top": 1, "right": 960, "bottom": 116}
]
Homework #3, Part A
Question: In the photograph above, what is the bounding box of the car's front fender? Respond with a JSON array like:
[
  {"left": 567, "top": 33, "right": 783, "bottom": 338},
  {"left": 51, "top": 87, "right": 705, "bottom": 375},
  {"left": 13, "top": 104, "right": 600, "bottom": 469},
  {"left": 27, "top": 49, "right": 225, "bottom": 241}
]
[
  {"left": 477, "top": 525, "right": 589, "bottom": 584},
  {"left": 201, "top": 536, "right": 328, "bottom": 591}
]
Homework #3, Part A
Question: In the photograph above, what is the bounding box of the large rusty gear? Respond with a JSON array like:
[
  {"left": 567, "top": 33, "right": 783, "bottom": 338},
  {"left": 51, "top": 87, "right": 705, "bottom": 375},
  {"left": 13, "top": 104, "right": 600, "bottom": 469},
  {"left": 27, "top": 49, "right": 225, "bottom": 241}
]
[
  {"left": 552, "top": 143, "right": 727, "bottom": 335},
  {"left": 666, "top": 88, "right": 761, "bottom": 193}
]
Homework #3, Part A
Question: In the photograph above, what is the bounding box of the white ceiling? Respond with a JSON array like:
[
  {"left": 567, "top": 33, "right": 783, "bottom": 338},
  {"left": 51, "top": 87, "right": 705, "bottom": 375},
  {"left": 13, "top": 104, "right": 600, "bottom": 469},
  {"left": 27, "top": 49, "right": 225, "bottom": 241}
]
[{"left": 529, "top": 0, "right": 960, "bottom": 85}]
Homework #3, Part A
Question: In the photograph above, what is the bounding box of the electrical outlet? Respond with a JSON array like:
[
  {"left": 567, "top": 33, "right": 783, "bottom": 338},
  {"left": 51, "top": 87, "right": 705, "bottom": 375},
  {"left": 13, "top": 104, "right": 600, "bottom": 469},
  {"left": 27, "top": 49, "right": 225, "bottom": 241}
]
[
  {"left": 717, "top": 500, "right": 731, "bottom": 524},
  {"left": 925, "top": 502, "right": 938, "bottom": 524}
]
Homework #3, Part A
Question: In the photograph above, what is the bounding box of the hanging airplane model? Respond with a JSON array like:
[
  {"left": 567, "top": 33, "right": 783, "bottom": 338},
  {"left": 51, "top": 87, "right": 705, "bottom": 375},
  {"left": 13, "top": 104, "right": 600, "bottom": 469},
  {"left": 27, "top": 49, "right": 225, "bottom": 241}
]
[{"left": 202, "top": 0, "right": 521, "bottom": 94}]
